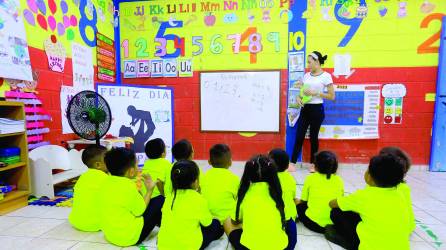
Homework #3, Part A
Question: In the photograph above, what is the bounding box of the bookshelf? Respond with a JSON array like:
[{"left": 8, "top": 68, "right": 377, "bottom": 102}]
[{"left": 0, "top": 101, "right": 30, "bottom": 214}]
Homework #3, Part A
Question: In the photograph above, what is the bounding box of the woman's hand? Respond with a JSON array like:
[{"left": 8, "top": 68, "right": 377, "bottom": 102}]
[
  {"left": 303, "top": 88, "right": 318, "bottom": 96},
  {"left": 296, "top": 96, "right": 303, "bottom": 107}
]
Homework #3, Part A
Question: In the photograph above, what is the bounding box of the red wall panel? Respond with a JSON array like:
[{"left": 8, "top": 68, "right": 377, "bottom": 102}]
[{"left": 4, "top": 46, "right": 436, "bottom": 164}]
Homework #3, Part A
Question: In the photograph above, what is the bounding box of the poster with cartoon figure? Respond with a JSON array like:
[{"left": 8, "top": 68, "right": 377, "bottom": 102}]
[
  {"left": 0, "top": 0, "right": 33, "bottom": 80},
  {"left": 97, "top": 84, "right": 174, "bottom": 165}
]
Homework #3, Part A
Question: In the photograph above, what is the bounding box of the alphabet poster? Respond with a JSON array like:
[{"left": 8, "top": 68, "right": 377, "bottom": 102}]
[
  {"left": 97, "top": 84, "right": 174, "bottom": 165},
  {"left": 118, "top": 0, "right": 289, "bottom": 71},
  {"left": 0, "top": 0, "right": 33, "bottom": 81}
]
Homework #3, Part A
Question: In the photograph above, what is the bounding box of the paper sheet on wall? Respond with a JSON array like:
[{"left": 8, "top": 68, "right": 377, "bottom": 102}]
[
  {"left": 382, "top": 84, "right": 406, "bottom": 124},
  {"left": 333, "top": 54, "right": 352, "bottom": 76},
  {"left": 72, "top": 43, "right": 94, "bottom": 90},
  {"left": 60, "top": 85, "right": 80, "bottom": 134},
  {"left": 0, "top": 0, "right": 33, "bottom": 81},
  {"left": 97, "top": 84, "right": 174, "bottom": 165},
  {"left": 317, "top": 84, "right": 381, "bottom": 139}
]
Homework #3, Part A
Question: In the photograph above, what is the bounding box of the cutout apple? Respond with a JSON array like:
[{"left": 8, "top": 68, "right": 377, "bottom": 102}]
[{"left": 204, "top": 12, "right": 216, "bottom": 26}]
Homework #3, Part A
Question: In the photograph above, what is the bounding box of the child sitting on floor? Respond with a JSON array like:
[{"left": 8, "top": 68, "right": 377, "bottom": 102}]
[
  {"left": 326, "top": 153, "right": 412, "bottom": 250},
  {"left": 224, "top": 155, "right": 288, "bottom": 250},
  {"left": 269, "top": 148, "right": 298, "bottom": 250},
  {"left": 157, "top": 160, "right": 223, "bottom": 249},
  {"left": 69, "top": 145, "right": 108, "bottom": 232},
  {"left": 296, "top": 151, "right": 344, "bottom": 234},
  {"left": 379, "top": 147, "right": 415, "bottom": 232},
  {"left": 164, "top": 139, "right": 195, "bottom": 196},
  {"left": 100, "top": 148, "right": 158, "bottom": 247},
  {"left": 201, "top": 144, "right": 240, "bottom": 224}
]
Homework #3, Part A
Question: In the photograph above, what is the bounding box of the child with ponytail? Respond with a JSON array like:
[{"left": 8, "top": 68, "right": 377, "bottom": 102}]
[
  {"left": 224, "top": 155, "right": 288, "bottom": 250},
  {"left": 296, "top": 151, "right": 344, "bottom": 233},
  {"left": 157, "top": 160, "right": 223, "bottom": 250}
]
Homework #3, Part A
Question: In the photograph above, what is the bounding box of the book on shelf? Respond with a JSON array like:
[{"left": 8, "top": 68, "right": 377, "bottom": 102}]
[{"left": 0, "top": 118, "right": 25, "bottom": 134}]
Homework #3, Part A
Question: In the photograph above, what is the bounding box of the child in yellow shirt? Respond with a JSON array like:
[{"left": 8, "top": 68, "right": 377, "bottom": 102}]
[
  {"left": 327, "top": 153, "right": 412, "bottom": 250},
  {"left": 224, "top": 155, "right": 288, "bottom": 250},
  {"left": 269, "top": 148, "right": 297, "bottom": 250},
  {"left": 201, "top": 144, "right": 240, "bottom": 224},
  {"left": 379, "top": 147, "right": 415, "bottom": 232},
  {"left": 140, "top": 138, "right": 171, "bottom": 228},
  {"left": 296, "top": 151, "right": 344, "bottom": 233},
  {"left": 164, "top": 139, "right": 195, "bottom": 196},
  {"left": 157, "top": 160, "right": 223, "bottom": 250},
  {"left": 100, "top": 148, "right": 158, "bottom": 247},
  {"left": 69, "top": 145, "right": 108, "bottom": 232}
]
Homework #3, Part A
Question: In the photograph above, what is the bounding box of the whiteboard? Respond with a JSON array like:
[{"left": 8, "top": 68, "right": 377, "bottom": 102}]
[{"left": 200, "top": 71, "right": 280, "bottom": 132}]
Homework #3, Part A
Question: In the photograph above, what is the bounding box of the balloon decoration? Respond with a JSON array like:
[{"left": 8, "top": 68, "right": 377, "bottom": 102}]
[
  {"left": 57, "top": 23, "right": 65, "bottom": 35},
  {"left": 48, "top": 15, "right": 56, "bottom": 31},
  {"left": 60, "top": 0, "right": 68, "bottom": 14},
  {"left": 36, "top": 14, "right": 47, "bottom": 30},
  {"left": 24, "top": 0, "right": 79, "bottom": 41},
  {"left": 48, "top": 0, "right": 57, "bottom": 15},
  {"left": 23, "top": 9, "right": 35, "bottom": 26},
  {"left": 27, "top": 0, "right": 38, "bottom": 13}
]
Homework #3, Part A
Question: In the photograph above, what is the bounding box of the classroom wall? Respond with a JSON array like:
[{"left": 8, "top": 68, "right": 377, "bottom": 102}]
[
  {"left": 118, "top": 1, "right": 443, "bottom": 164},
  {"left": 123, "top": 70, "right": 289, "bottom": 160},
  {"left": 3, "top": 0, "right": 442, "bottom": 164},
  {"left": 118, "top": 0, "right": 289, "bottom": 161},
  {"left": 312, "top": 67, "right": 436, "bottom": 164},
  {"left": 1, "top": 0, "right": 115, "bottom": 145},
  {"left": 294, "top": 1, "right": 444, "bottom": 164}
]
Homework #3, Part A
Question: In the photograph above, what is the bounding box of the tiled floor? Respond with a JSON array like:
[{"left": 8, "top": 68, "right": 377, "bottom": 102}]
[{"left": 0, "top": 164, "right": 445, "bottom": 250}]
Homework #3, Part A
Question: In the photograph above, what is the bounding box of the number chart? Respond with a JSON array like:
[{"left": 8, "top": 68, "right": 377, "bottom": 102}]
[{"left": 119, "top": 0, "right": 288, "bottom": 71}]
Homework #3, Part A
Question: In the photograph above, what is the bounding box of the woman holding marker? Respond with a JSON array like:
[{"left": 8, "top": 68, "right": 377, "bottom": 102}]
[{"left": 291, "top": 51, "right": 335, "bottom": 168}]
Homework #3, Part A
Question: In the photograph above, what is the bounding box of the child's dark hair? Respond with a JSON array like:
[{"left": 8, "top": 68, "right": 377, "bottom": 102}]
[
  {"left": 379, "top": 147, "right": 411, "bottom": 175},
  {"left": 235, "top": 155, "right": 286, "bottom": 229},
  {"left": 268, "top": 148, "right": 289, "bottom": 172},
  {"left": 310, "top": 51, "right": 328, "bottom": 65},
  {"left": 104, "top": 147, "right": 136, "bottom": 176},
  {"left": 368, "top": 153, "right": 405, "bottom": 188},
  {"left": 145, "top": 138, "right": 165, "bottom": 159},
  {"left": 209, "top": 144, "right": 231, "bottom": 168},
  {"left": 81, "top": 145, "right": 107, "bottom": 167},
  {"left": 170, "top": 160, "right": 200, "bottom": 209},
  {"left": 172, "top": 139, "right": 193, "bottom": 161},
  {"left": 314, "top": 151, "right": 338, "bottom": 179}
]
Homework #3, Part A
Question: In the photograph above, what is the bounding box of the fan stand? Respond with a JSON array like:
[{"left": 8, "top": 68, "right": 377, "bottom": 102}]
[{"left": 95, "top": 123, "right": 100, "bottom": 146}]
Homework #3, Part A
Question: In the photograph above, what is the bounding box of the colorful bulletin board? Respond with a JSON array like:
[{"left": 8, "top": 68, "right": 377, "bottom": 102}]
[
  {"left": 96, "top": 32, "right": 116, "bottom": 82},
  {"left": 0, "top": 0, "right": 33, "bottom": 81},
  {"left": 319, "top": 84, "right": 380, "bottom": 139},
  {"left": 304, "top": 0, "right": 446, "bottom": 67},
  {"left": 118, "top": 0, "right": 289, "bottom": 75},
  {"left": 97, "top": 84, "right": 174, "bottom": 165},
  {"left": 286, "top": 0, "right": 446, "bottom": 156},
  {"left": 19, "top": 0, "right": 115, "bottom": 61}
]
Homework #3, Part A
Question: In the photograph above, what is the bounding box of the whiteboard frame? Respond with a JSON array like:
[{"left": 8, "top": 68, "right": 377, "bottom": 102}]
[{"left": 199, "top": 71, "right": 281, "bottom": 133}]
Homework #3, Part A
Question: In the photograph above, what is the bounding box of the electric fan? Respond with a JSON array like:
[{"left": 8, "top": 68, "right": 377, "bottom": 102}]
[{"left": 66, "top": 90, "right": 112, "bottom": 145}]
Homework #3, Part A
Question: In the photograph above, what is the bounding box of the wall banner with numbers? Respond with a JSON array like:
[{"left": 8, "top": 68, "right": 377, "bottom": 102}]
[{"left": 119, "top": 0, "right": 289, "bottom": 71}]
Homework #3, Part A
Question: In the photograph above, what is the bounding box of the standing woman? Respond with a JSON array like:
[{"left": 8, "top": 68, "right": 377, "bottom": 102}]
[{"left": 291, "top": 51, "right": 335, "bottom": 166}]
